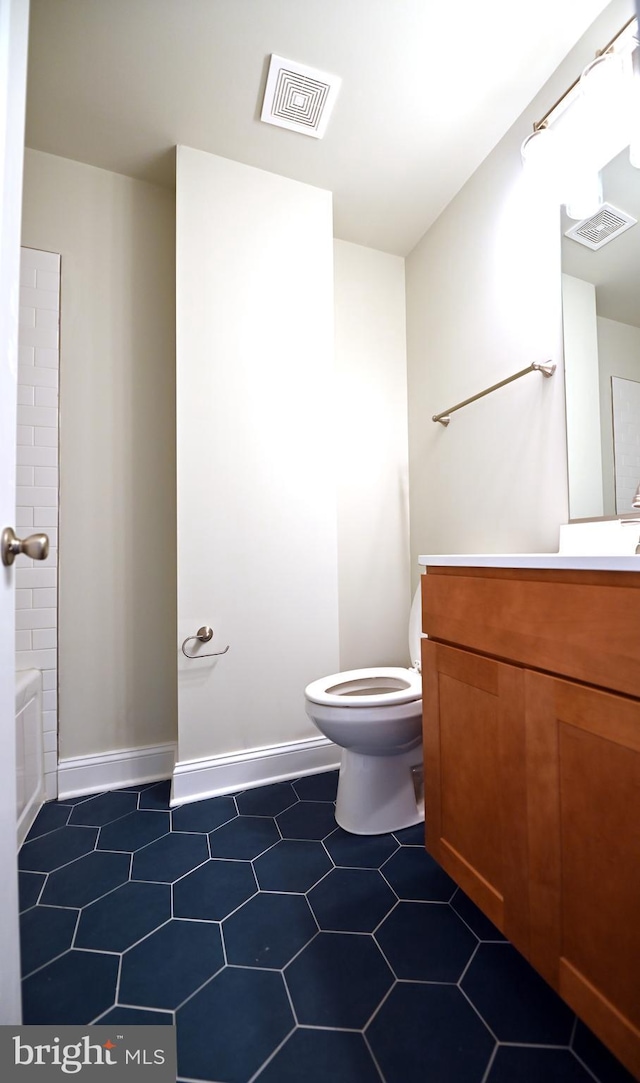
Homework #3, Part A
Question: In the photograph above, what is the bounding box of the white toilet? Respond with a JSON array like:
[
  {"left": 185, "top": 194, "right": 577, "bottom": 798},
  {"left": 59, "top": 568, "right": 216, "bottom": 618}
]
[{"left": 304, "top": 588, "right": 424, "bottom": 835}]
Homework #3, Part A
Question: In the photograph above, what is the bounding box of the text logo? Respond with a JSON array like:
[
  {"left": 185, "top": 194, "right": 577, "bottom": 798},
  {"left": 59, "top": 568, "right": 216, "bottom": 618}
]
[{"left": 0, "top": 1026, "right": 176, "bottom": 1080}]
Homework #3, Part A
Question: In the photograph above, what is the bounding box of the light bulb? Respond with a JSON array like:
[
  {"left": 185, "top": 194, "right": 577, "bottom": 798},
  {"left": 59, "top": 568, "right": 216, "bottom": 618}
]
[
  {"left": 580, "top": 50, "right": 634, "bottom": 170},
  {"left": 565, "top": 169, "right": 603, "bottom": 220}
]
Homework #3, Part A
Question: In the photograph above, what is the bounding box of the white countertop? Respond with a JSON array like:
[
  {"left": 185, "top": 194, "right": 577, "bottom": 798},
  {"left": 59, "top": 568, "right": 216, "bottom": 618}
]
[{"left": 418, "top": 554, "right": 640, "bottom": 571}]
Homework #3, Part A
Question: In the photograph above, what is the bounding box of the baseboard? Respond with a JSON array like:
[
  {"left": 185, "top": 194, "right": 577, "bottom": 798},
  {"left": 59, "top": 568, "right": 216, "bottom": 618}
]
[
  {"left": 171, "top": 735, "right": 340, "bottom": 806},
  {"left": 57, "top": 742, "right": 177, "bottom": 800},
  {"left": 17, "top": 782, "right": 46, "bottom": 849}
]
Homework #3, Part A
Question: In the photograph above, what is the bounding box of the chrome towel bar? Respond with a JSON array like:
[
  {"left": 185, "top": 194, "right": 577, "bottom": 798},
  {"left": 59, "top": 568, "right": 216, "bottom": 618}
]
[
  {"left": 181, "top": 626, "right": 230, "bottom": 659},
  {"left": 432, "top": 361, "right": 556, "bottom": 426}
]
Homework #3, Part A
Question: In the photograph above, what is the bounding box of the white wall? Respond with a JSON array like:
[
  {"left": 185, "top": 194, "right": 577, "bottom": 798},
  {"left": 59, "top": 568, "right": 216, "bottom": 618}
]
[
  {"left": 16, "top": 247, "right": 60, "bottom": 799},
  {"left": 333, "top": 240, "right": 410, "bottom": 669},
  {"left": 21, "top": 150, "right": 177, "bottom": 760},
  {"left": 405, "top": 1, "right": 630, "bottom": 569},
  {"left": 406, "top": 139, "right": 566, "bottom": 564},
  {"left": 598, "top": 315, "right": 640, "bottom": 514},
  {"left": 561, "top": 274, "right": 603, "bottom": 520},
  {"left": 612, "top": 375, "right": 640, "bottom": 512},
  {"left": 176, "top": 147, "right": 340, "bottom": 766},
  {"left": 19, "top": 148, "right": 411, "bottom": 777}
]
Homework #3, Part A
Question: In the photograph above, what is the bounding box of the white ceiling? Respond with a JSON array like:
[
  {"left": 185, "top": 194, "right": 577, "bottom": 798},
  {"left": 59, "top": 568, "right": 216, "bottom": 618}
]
[{"left": 25, "top": 0, "right": 612, "bottom": 255}]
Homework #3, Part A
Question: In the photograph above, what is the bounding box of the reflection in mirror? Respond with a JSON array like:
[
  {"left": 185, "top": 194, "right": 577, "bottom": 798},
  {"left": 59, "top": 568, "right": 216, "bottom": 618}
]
[{"left": 562, "top": 146, "right": 640, "bottom": 520}]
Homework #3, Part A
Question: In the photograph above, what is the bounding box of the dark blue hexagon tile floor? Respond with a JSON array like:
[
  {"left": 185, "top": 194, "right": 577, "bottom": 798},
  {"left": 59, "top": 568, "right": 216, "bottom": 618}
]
[{"left": 18, "top": 770, "right": 634, "bottom": 1083}]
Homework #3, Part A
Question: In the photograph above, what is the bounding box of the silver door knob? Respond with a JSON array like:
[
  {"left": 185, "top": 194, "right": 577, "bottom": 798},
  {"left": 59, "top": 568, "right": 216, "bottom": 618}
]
[{"left": 1, "top": 527, "right": 49, "bottom": 567}]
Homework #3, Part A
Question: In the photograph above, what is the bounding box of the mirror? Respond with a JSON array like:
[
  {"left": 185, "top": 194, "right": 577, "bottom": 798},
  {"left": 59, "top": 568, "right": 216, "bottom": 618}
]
[{"left": 561, "top": 146, "right": 640, "bottom": 520}]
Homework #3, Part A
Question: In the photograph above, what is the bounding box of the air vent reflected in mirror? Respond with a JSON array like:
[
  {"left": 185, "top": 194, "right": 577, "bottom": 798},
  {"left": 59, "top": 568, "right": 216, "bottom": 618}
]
[{"left": 565, "top": 203, "right": 637, "bottom": 250}]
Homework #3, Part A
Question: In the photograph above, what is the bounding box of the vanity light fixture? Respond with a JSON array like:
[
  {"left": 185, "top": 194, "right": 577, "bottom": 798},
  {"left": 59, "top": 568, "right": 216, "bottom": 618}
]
[{"left": 521, "top": 16, "right": 639, "bottom": 215}]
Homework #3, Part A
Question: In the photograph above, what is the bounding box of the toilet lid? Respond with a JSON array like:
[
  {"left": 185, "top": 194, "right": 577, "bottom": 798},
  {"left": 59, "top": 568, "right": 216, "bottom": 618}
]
[{"left": 408, "top": 584, "right": 422, "bottom": 669}]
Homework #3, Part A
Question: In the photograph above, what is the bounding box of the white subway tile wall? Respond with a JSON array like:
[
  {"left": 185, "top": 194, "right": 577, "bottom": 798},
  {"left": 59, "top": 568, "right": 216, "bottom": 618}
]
[{"left": 16, "top": 247, "right": 60, "bottom": 801}]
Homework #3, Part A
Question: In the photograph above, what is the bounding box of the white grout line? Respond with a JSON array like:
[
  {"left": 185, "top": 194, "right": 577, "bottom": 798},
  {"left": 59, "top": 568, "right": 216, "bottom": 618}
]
[
  {"left": 479, "top": 1041, "right": 499, "bottom": 1083},
  {"left": 570, "top": 1048, "right": 608, "bottom": 1083},
  {"left": 21, "top": 946, "right": 87, "bottom": 982},
  {"left": 361, "top": 977, "right": 397, "bottom": 1033},
  {"left": 41, "top": 867, "right": 133, "bottom": 913},
  {"left": 280, "top": 928, "right": 321, "bottom": 973},
  {"left": 114, "top": 915, "right": 175, "bottom": 956},
  {"left": 217, "top": 892, "right": 261, "bottom": 936},
  {"left": 363, "top": 1031, "right": 388, "bottom": 1083},
  {"left": 114, "top": 1001, "right": 177, "bottom": 1019},
  {"left": 171, "top": 963, "right": 226, "bottom": 1014},
  {"left": 455, "top": 981, "right": 502, "bottom": 1044},
  {"left": 20, "top": 851, "right": 98, "bottom": 880},
  {"left": 245, "top": 1025, "right": 296, "bottom": 1083},
  {"left": 112, "top": 952, "right": 123, "bottom": 1009},
  {"left": 457, "top": 938, "right": 482, "bottom": 985}
]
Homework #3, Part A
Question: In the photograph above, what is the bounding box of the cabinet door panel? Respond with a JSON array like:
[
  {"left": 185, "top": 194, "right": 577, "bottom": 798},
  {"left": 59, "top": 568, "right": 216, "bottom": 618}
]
[
  {"left": 422, "top": 640, "right": 528, "bottom": 950},
  {"left": 526, "top": 671, "right": 640, "bottom": 1079},
  {"left": 439, "top": 671, "right": 503, "bottom": 888}
]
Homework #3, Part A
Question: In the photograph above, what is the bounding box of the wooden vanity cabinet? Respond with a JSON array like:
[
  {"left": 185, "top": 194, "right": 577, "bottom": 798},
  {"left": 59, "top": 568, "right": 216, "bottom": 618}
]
[
  {"left": 422, "top": 641, "right": 530, "bottom": 953},
  {"left": 421, "top": 566, "right": 640, "bottom": 1080}
]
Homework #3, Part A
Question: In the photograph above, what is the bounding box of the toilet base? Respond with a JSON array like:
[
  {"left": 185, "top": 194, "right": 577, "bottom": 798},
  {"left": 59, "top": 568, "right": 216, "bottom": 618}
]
[{"left": 335, "top": 745, "right": 424, "bottom": 835}]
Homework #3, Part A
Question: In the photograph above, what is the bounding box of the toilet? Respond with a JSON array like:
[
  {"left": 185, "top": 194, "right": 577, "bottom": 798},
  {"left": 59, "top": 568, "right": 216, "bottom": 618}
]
[{"left": 304, "top": 587, "right": 424, "bottom": 835}]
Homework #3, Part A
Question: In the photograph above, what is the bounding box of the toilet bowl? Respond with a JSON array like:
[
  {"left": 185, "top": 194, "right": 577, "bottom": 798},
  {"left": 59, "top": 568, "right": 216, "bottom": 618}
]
[{"left": 304, "top": 587, "right": 424, "bottom": 835}]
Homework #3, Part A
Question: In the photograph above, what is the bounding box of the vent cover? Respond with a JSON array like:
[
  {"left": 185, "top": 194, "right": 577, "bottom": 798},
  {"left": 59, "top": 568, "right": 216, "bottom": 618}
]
[
  {"left": 260, "top": 55, "right": 341, "bottom": 139},
  {"left": 564, "top": 203, "right": 637, "bottom": 250}
]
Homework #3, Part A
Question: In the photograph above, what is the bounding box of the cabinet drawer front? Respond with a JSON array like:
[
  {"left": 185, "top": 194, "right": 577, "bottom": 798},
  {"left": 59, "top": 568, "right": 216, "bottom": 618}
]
[{"left": 423, "top": 567, "right": 640, "bottom": 698}]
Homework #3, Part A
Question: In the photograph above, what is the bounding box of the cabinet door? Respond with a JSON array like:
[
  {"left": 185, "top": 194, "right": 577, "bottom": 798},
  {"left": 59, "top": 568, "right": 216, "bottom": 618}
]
[
  {"left": 422, "top": 640, "right": 529, "bottom": 952},
  {"left": 526, "top": 671, "right": 640, "bottom": 1079}
]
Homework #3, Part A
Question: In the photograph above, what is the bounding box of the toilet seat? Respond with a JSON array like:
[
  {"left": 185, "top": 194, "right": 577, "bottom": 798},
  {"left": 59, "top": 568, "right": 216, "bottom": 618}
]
[
  {"left": 305, "top": 666, "right": 421, "bottom": 708},
  {"left": 303, "top": 586, "right": 425, "bottom": 834}
]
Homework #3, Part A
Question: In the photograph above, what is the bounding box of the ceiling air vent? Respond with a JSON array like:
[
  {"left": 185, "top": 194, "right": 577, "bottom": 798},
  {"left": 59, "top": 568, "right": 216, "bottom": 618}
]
[
  {"left": 260, "top": 55, "right": 341, "bottom": 139},
  {"left": 564, "top": 203, "right": 637, "bottom": 250}
]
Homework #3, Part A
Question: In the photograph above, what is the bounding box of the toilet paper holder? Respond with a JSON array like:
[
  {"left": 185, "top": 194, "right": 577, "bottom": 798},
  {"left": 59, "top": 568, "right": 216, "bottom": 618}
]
[{"left": 181, "top": 626, "right": 230, "bottom": 659}]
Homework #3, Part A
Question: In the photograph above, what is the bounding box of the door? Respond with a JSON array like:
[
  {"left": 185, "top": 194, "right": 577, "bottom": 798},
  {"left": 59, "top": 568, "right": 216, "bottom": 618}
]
[
  {"left": 0, "top": 0, "right": 30, "bottom": 1024},
  {"left": 422, "top": 639, "right": 530, "bottom": 953}
]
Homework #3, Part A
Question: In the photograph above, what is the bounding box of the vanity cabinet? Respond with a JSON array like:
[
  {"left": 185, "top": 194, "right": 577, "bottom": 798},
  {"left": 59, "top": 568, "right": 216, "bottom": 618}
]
[
  {"left": 422, "top": 641, "right": 530, "bottom": 953},
  {"left": 421, "top": 566, "right": 640, "bottom": 1080}
]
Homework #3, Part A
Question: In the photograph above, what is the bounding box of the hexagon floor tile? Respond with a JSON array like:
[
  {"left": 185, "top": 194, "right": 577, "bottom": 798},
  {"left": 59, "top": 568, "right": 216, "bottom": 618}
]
[
  {"left": 461, "top": 942, "right": 575, "bottom": 1046},
  {"left": 376, "top": 900, "right": 478, "bottom": 981},
  {"left": 176, "top": 966, "right": 293, "bottom": 1081},
  {"left": 324, "top": 826, "right": 398, "bottom": 869},
  {"left": 307, "top": 867, "right": 396, "bottom": 932},
  {"left": 75, "top": 880, "right": 171, "bottom": 952},
  {"left": 367, "top": 981, "right": 495, "bottom": 1083},
  {"left": 208, "top": 814, "right": 280, "bottom": 859},
  {"left": 119, "top": 918, "right": 224, "bottom": 1009},
  {"left": 18, "top": 772, "right": 633, "bottom": 1082},
  {"left": 97, "top": 809, "right": 170, "bottom": 852},
  {"left": 253, "top": 838, "right": 332, "bottom": 892},
  {"left": 223, "top": 891, "right": 317, "bottom": 968},
  {"left": 285, "top": 931, "right": 394, "bottom": 1028},
  {"left": 173, "top": 857, "right": 257, "bottom": 921}
]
